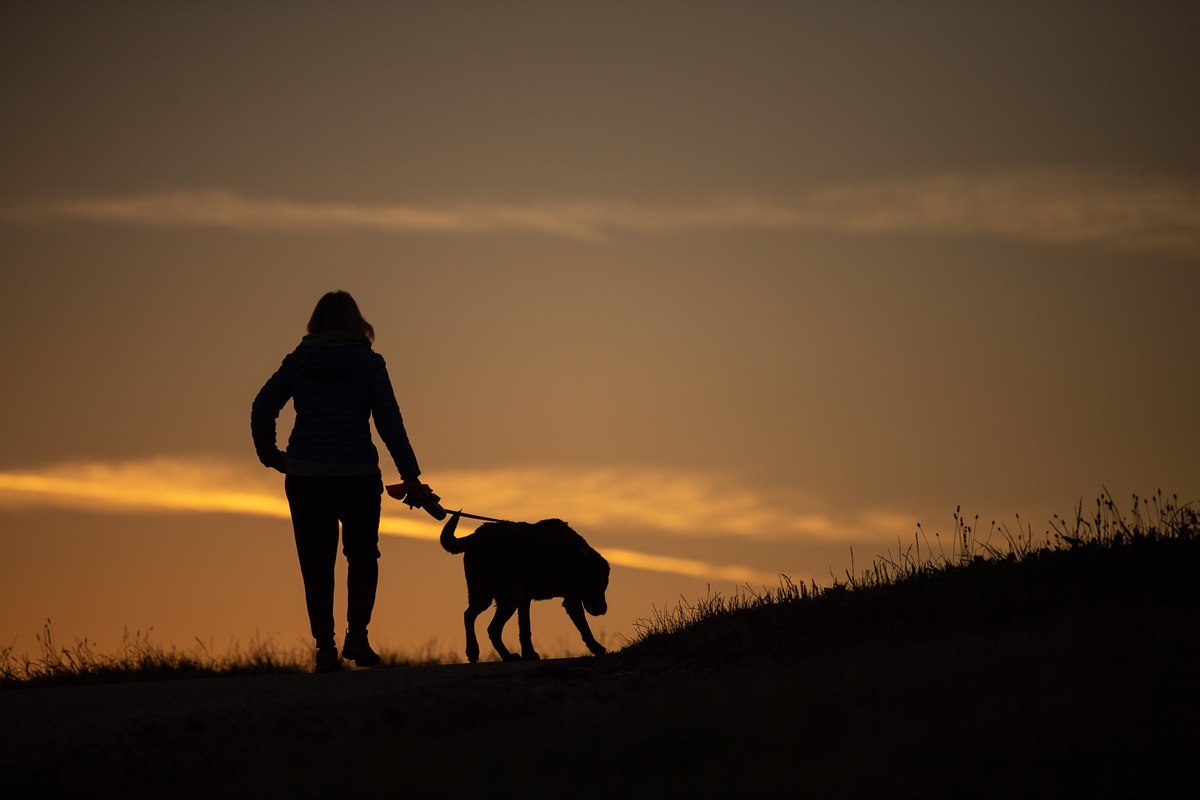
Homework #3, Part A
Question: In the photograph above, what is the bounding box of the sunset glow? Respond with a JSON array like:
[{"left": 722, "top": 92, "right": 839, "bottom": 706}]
[{"left": 2, "top": 4, "right": 1196, "bottom": 662}]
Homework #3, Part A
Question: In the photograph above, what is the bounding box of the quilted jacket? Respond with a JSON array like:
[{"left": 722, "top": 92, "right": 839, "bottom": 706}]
[{"left": 251, "top": 331, "right": 421, "bottom": 479}]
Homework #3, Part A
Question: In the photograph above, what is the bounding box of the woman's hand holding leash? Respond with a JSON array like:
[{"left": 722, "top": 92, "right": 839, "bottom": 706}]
[{"left": 386, "top": 478, "right": 447, "bottom": 520}]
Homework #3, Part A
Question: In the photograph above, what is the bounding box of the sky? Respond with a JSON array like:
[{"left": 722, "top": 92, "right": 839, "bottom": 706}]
[{"left": 2, "top": 2, "right": 1198, "bottom": 662}]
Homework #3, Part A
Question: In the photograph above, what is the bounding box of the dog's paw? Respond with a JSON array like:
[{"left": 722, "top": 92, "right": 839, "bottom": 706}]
[
  {"left": 587, "top": 642, "right": 607, "bottom": 656},
  {"left": 521, "top": 650, "right": 541, "bottom": 661},
  {"left": 500, "top": 651, "right": 523, "bottom": 662}
]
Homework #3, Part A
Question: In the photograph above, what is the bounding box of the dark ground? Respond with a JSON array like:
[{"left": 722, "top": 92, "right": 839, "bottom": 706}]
[{"left": 3, "top": 596, "right": 1197, "bottom": 799}]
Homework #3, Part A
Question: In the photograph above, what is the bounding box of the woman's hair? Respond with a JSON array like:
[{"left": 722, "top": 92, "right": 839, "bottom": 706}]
[{"left": 306, "top": 290, "right": 375, "bottom": 342}]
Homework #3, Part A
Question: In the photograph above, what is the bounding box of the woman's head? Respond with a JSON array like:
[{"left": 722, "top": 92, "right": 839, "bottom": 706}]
[{"left": 306, "top": 291, "right": 375, "bottom": 342}]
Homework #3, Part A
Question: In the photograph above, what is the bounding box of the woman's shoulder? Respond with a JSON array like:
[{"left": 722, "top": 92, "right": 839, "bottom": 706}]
[{"left": 290, "top": 339, "right": 386, "bottom": 377}]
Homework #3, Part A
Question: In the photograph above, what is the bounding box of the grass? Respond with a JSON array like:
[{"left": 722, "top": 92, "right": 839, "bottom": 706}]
[
  {"left": 624, "top": 488, "right": 1198, "bottom": 660},
  {"left": 5, "top": 489, "right": 1195, "bottom": 687},
  {"left": 0, "top": 623, "right": 458, "bottom": 688}
]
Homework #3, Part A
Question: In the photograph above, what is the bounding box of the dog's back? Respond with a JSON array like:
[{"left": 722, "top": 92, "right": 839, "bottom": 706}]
[{"left": 449, "top": 519, "right": 591, "bottom": 601}]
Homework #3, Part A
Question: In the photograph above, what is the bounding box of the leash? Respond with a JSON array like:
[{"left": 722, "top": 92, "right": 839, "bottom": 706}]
[
  {"left": 446, "top": 510, "right": 512, "bottom": 523},
  {"left": 385, "top": 483, "right": 513, "bottom": 524}
]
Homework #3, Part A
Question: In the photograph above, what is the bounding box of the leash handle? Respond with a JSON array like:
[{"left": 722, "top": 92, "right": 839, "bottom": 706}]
[{"left": 384, "top": 482, "right": 446, "bottom": 520}]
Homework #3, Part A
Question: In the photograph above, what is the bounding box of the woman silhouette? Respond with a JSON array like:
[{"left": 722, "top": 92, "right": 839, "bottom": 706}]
[{"left": 251, "top": 291, "right": 434, "bottom": 672}]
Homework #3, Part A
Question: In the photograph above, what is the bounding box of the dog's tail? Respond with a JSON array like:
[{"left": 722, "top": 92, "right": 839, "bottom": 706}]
[{"left": 440, "top": 512, "right": 470, "bottom": 554}]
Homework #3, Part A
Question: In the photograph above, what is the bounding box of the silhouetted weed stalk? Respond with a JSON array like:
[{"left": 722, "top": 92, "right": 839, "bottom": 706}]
[
  {"left": 627, "top": 489, "right": 1197, "bottom": 647},
  {"left": 0, "top": 623, "right": 457, "bottom": 688}
]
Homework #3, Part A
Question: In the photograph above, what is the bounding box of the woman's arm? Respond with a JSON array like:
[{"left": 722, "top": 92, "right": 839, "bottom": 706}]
[
  {"left": 369, "top": 356, "right": 422, "bottom": 482},
  {"left": 250, "top": 358, "right": 292, "bottom": 472}
]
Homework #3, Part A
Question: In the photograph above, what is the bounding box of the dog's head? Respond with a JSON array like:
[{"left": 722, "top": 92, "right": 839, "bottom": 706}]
[
  {"left": 542, "top": 518, "right": 611, "bottom": 615},
  {"left": 577, "top": 539, "right": 610, "bottom": 616}
]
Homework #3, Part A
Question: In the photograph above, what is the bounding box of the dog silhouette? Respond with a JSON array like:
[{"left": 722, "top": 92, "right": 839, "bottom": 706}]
[{"left": 441, "top": 513, "right": 609, "bottom": 662}]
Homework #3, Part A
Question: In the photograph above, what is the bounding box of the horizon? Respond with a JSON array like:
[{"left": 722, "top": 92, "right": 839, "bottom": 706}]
[{"left": 2, "top": 3, "right": 1198, "bottom": 661}]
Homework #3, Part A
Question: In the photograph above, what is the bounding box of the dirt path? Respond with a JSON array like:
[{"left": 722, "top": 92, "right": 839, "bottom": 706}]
[
  {"left": 4, "top": 616, "right": 1196, "bottom": 797},
  {"left": 2, "top": 657, "right": 641, "bottom": 796}
]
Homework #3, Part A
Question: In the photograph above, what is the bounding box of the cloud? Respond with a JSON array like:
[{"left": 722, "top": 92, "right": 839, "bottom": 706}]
[
  {"left": 0, "top": 458, "right": 911, "bottom": 584},
  {"left": 19, "top": 168, "right": 1200, "bottom": 248},
  {"left": 423, "top": 466, "right": 853, "bottom": 539},
  {"left": 787, "top": 170, "right": 1200, "bottom": 249},
  {"left": 600, "top": 548, "right": 773, "bottom": 584}
]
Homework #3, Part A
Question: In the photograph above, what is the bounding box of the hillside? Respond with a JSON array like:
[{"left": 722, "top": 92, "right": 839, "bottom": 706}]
[{"left": 2, "top": 494, "right": 1197, "bottom": 797}]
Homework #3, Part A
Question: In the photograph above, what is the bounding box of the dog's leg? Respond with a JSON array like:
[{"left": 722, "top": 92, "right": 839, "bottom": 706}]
[
  {"left": 564, "top": 599, "right": 607, "bottom": 656},
  {"left": 517, "top": 599, "right": 540, "bottom": 661},
  {"left": 463, "top": 600, "right": 489, "bottom": 664},
  {"left": 487, "top": 601, "right": 520, "bottom": 662}
]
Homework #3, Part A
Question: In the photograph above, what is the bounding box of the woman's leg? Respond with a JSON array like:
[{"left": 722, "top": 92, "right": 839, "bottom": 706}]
[
  {"left": 339, "top": 475, "right": 383, "bottom": 634},
  {"left": 285, "top": 475, "right": 340, "bottom": 648}
]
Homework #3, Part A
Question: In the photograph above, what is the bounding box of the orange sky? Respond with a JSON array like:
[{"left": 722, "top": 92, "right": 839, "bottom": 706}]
[{"left": 2, "top": 3, "right": 1198, "bottom": 661}]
